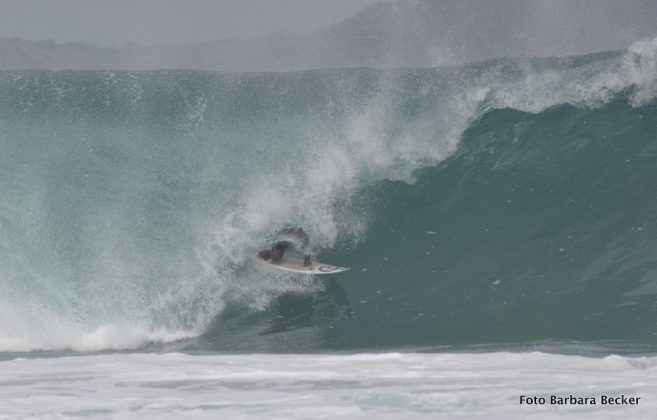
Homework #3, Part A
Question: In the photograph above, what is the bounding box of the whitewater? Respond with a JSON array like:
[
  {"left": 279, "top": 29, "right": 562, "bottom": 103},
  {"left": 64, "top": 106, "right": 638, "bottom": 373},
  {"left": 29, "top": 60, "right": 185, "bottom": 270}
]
[
  {"left": 1, "top": 37, "right": 657, "bottom": 418},
  {"left": 1, "top": 352, "right": 656, "bottom": 419}
]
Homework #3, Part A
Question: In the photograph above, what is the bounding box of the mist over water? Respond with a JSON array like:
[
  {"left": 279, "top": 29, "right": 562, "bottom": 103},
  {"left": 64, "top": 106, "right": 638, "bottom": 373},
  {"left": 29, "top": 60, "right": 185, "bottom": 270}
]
[
  {"left": 0, "top": 36, "right": 656, "bottom": 353},
  {"left": 1, "top": 0, "right": 656, "bottom": 71}
]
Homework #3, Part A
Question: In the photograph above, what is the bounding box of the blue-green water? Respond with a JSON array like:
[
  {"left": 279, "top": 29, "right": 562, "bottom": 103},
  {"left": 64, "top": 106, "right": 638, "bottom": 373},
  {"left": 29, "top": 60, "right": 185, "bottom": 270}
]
[{"left": 1, "top": 38, "right": 656, "bottom": 354}]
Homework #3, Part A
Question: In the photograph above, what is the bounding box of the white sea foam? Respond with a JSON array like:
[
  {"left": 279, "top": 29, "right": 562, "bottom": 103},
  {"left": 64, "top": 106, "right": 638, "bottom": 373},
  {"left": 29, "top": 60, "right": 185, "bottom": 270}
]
[
  {"left": 1, "top": 351, "right": 655, "bottom": 419},
  {"left": 0, "top": 318, "right": 196, "bottom": 353}
]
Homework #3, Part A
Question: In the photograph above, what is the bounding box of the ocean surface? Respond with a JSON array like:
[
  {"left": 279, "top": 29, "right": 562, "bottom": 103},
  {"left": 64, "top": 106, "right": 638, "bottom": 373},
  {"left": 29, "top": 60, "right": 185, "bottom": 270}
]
[{"left": 1, "top": 37, "right": 657, "bottom": 418}]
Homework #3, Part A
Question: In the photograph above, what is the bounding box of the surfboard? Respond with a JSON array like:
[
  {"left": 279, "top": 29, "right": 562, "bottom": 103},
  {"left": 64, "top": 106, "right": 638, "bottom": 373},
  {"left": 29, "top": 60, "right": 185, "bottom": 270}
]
[{"left": 255, "top": 255, "right": 349, "bottom": 275}]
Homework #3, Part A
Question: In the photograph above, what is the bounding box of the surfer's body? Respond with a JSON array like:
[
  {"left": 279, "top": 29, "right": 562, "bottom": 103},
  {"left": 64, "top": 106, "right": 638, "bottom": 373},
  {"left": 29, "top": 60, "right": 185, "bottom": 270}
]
[
  {"left": 256, "top": 227, "right": 348, "bottom": 275},
  {"left": 258, "top": 227, "right": 312, "bottom": 266}
]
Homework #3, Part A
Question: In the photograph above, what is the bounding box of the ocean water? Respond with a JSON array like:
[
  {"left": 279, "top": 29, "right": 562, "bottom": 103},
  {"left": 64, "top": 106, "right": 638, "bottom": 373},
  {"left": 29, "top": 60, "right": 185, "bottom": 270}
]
[{"left": 1, "top": 37, "right": 657, "bottom": 418}]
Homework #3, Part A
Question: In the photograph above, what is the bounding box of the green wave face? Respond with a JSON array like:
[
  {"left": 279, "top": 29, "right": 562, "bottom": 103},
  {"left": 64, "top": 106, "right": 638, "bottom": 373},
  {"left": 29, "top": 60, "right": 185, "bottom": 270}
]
[{"left": 0, "top": 38, "right": 656, "bottom": 352}]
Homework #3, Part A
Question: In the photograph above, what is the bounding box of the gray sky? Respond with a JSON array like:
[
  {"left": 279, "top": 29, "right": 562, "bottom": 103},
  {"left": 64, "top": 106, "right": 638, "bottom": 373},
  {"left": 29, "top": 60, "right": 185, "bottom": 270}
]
[
  {"left": 0, "top": 0, "right": 381, "bottom": 45},
  {"left": 1, "top": 0, "right": 655, "bottom": 71}
]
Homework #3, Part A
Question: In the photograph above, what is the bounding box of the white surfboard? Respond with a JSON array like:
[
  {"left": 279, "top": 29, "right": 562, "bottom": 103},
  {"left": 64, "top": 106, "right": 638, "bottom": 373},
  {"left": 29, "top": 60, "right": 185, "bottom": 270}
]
[{"left": 255, "top": 255, "right": 349, "bottom": 275}]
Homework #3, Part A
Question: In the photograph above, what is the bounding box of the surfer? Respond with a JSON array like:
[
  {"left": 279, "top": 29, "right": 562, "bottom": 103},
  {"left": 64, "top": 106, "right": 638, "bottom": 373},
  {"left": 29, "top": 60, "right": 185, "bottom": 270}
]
[{"left": 258, "top": 227, "right": 313, "bottom": 266}]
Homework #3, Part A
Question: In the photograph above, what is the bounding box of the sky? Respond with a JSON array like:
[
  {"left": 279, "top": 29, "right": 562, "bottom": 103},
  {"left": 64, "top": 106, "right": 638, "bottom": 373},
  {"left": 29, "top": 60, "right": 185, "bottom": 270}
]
[
  {"left": 0, "top": 0, "right": 381, "bottom": 45},
  {"left": 1, "top": 0, "right": 655, "bottom": 71}
]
